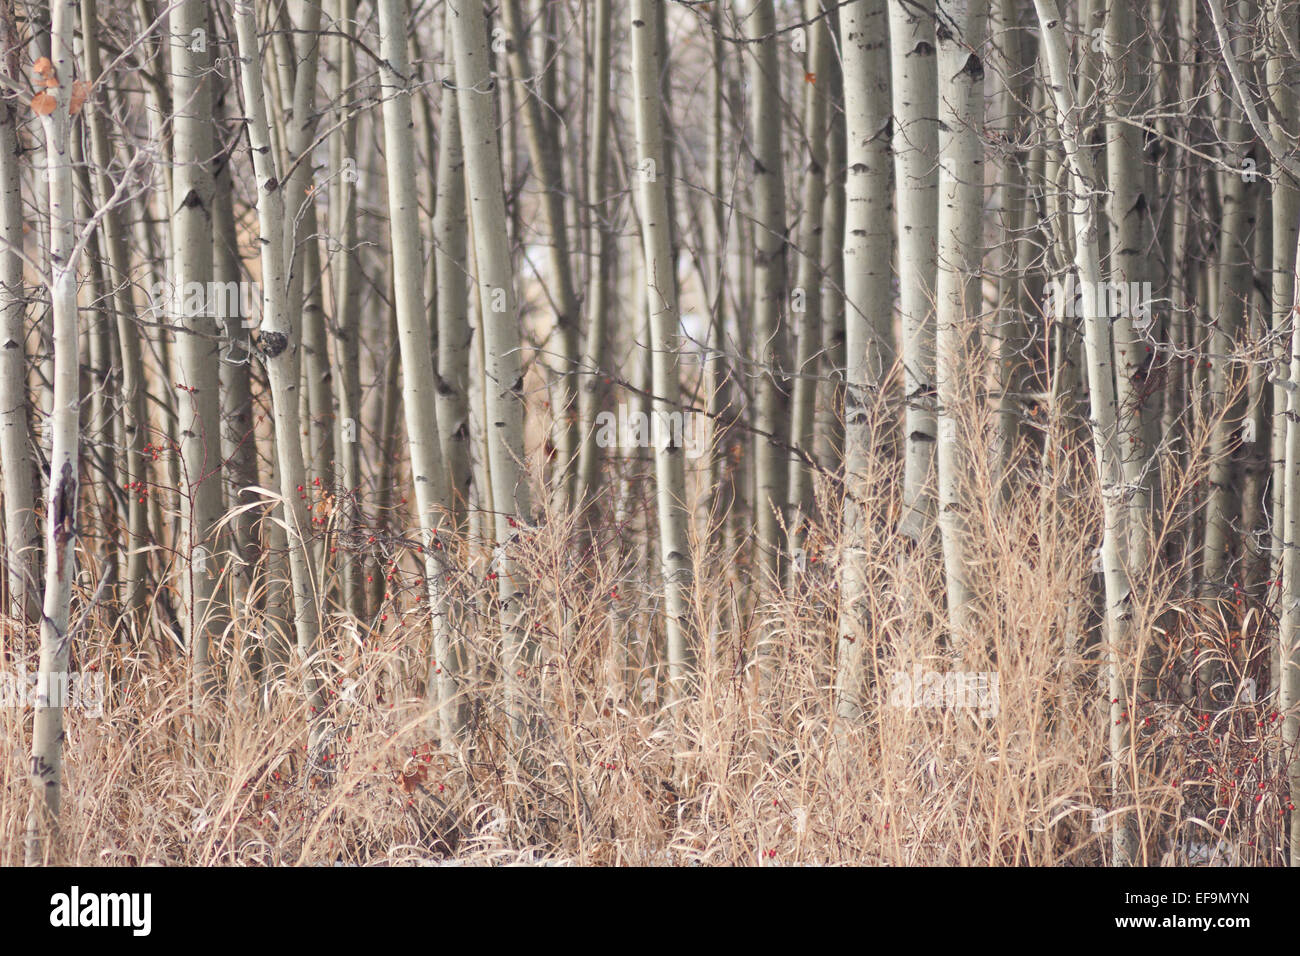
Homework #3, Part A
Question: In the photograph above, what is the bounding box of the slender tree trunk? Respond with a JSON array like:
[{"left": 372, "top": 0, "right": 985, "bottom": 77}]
[
  {"left": 26, "top": 0, "right": 78, "bottom": 862},
  {"left": 890, "top": 0, "right": 939, "bottom": 540},
  {"left": 502, "top": 0, "right": 580, "bottom": 508},
  {"left": 1280, "top": 208, "right": 1300, "bottom": 867},
  {"left": 934, "top": 0, "right": 987, "bottom": 650},
  {"left": 231, "top": 0, "right": 328, "bottom": 750},
  {"left": 376, "top": 0, "right": 460, "bottom": 743},
  {"left": 630, "top": 0, "right": 693, "bottom": 699},
  {"left": 448, "top": 0, "right": 535, "bottom": 739},
  {"left": 80, "top": 0, "right": 149, "bottom": 634},
  {"left": 1270, "top": 0, "right": 1299, "bottom": 683},
  {"left": 738, "top": 0, "right": 792, "bottom": 627},
  {"left": 817, "top": 11, "right": 846, "bottom": 476},
  {"left": 575, "top": 0, "right": 614, "bottom": 515},
  {"left": 1103, "top": 0, "right": 1156, "bottom": 676},
  {"left": 172, "top": 0, "right": 223, "bottom": 710},
  {"left": 326, "top": 0, "right": 365, "bottom": 622},
  {"left": 1202, "top": 4, "right": 1258, "bottom": 612},
  {"left": 0, "top": 9, "right": 37, "bottom": 627},
  {"left": 434, "top": 28, "right": 473, "bottom": 533},
  {"left": 786, "top": 0, "right": 832, "bottom": 579},
  {"left": 1033, "top": 0, "right": 1138, "bottom": 866},
  {"left": 834, "top": 0, "right": 891, "bottom": 719}
]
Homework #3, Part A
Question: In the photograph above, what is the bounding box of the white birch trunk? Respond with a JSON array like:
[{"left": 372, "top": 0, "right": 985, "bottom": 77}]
[
  {"left": 1033, "top": 0, "right": 1138, "bottom": 866},
  {"left": 447, "top": 0, "right": 535, "bottom": 739},
  {"left": 934, "top": 0, "right": 987, "bottom": 649},
  {"left": 890, "top": 0, "right": 939, "bottom": 541},
  {"left": 631, "top": 0, "right": 693, "bottom": 698},
  {"left": 834, "top": 0, "right": 891, "bottom": 718},
  {"left": 376, "top": 0, "right": 460, "bottom": 743},
  {"left": 26, "top": 0, "right": 79, "bottom": 862}
]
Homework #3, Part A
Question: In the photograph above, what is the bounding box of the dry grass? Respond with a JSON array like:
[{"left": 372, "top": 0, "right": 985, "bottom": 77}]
[{"left": 0, "top": 366, "right": 1287, "bottom": 867}]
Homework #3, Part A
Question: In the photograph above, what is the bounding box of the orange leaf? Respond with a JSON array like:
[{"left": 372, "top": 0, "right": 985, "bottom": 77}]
[
  {"left": 30, "top": 91, "right": 55, "bottom": 116},
  {"left": 69, "top": 80, "right": 89, "bottom": 116},
  {"left": 397, "top": 764, "right": 427, "bottom": 793},
  {"left": 32, "top": 56, "right": 53, "bottom": 79},
  {"left": 804, "top": 72, "right": 816, "bottom": 84}
]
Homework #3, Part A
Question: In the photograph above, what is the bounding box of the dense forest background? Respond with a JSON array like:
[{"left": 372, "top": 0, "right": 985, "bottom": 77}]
[{"left": 0, "top": 0, "right": 1295, "bottom": 866}]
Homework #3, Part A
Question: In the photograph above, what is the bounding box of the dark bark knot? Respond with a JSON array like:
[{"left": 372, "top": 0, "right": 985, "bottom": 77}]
[
  {"left": 53, "top": 461, "right": 76, "bottom": 569},
  {"left": 257, "top": 330, "right": 289, "bottom": 359}
]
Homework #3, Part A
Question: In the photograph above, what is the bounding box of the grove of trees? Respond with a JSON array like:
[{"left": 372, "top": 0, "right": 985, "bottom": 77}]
[{"left": 1, "top": 0, "right": 1298, "bottom": 866}]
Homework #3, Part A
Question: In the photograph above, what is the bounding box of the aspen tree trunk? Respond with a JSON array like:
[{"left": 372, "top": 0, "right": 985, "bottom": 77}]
[
  {"left": 738, "top": 0, "right": 792, "bottom": 615},
  {"left": 0, "top": 14, "right": 37, "bottom": 627},
  {"left": 80, "top": 0, "right": 149, "bottom": 632},
  {"left": 214, "top": 152, "right": 260, "bottom": 616},
  {"left": 1103, "top": 0, "right": 1155, "bottom": 615},
  {"left": 705, "top": 4, "right": 745, "bottom": 566},
  {"left": 834, "top": 0, "right": 890, "bottom": 719},
  {"left": 991, "top": 0, "right": 1031, "bottom": 499},
  {"left": 447, "top": 0, "right": 535, "bottom": 739},
  {"left": 434, "top": 32, "right": 473, "bottom": 532},
  {"left": 1033, "top": 0, "right": 1138, "bottom": 866},
  {"left": 277, "top": 0, "right": 331, "bottom": 494},
  {"left": 26, "top": 0, "right": 79, "bottom": 862},
  {"left": 299, "top": 225, "right": 334, "bottom": 489},
  {"left": 786, "top": 0, "right": 832, "bottom": 579},
  {"left": 172, "top": 0, "right": 223, "bottom": 708},
  {"left": 1280, "top": 215, "right": 1300, "bottom": 866},
  {"left": 376, "top": 0, "right": 460, "bottom": 743},
  {"left": 631, "top": 0, "right": 692, "bottom": 699},
  {"left": 816, "top": 11, "right": 846, "bottom": 475},
  {"left": 1202, "top": 2, "right": 1258, "bottom": 615},
  {"left": 934, "top": 0, "right": 987, "bottom": 649},
  {"left": 502, "top": 0, "right": 580, "bottom": 507},
  {"left": 231, "top": 0, "right": 328, "bottom": 745},
  {"left": 1268, "top": 0, "right": 1298, "bottom": 594},
  {"left": 575, "top": 0, "right": 614, "bottom": 514},
  {"left": 1241, "top": 216, "right": 1270, "bottom": 593},
  {"left": 890, "top": 0, "right": 939, "bottom": 540},
  {"left": 326, "top": 0, "right": 365, "bottom": 621}
]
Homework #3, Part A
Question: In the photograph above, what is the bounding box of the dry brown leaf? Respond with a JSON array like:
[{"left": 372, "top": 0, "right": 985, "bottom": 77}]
[
  {"left": 69, "top": 80, "right": 89, "bottom": 116},
  {"left": 30, "top": 91, "right": 55, "bottom": 116}
]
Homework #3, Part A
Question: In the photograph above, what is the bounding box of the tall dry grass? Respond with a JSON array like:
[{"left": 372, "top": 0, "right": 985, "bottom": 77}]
[{"left": 0, "top": 343, "right": 1285, "bottom": 867}]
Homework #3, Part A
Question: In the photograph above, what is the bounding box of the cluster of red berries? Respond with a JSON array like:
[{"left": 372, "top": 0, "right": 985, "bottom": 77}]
[{"left": 123, "top": 479, "right": 150, "bottom": 503}]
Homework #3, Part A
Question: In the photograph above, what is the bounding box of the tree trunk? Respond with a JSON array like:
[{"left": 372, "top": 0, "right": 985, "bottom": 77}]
[
  {"left": 231, "top": 0, "right": 329, "bottom": 750},
  {"left": 502, "top": 0, "right": 580, "bottom": 508},
  {"left": 26, "top": 0, "right": 79, "bottom": 862},
  {"left": 376, "top": 0, "right": 459, "bottom": 743},
  {"left": 0, "top": 8, "right": 37, "bottom": 627},
  {"left": 171, "top": 0, "right": 223, "bottom": 710},
  {"left": 890, "top": 0, "right": 939, "bottom": 541},
  {"left": 631, "top": 0, "right": 693, "bottom": 699},
  {"left": 448, "top": 0, "right": 535, "bottom": 739},
  {"left": 834, "top": 0, "right": 891, "bottom": 719},
  {"left": 1033, "top": 0, "right": 1138, "bottom": 866},
  {"left": 934, "top": 0, "right": 987, "bottom": 650},
  {"left": 786, "top": 0, "right": 833, "bottom": 581},
  {"left": 738, "top": 0, "right": 792, "bottom": 636}
]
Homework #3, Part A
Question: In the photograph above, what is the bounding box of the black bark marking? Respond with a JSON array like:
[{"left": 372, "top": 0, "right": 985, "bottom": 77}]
[
  {"left": 257, "top": 330, "right": 289, "bottom": 358},
  {"left": 52, "top": 461, "right": 75, "bottom": 572}
]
